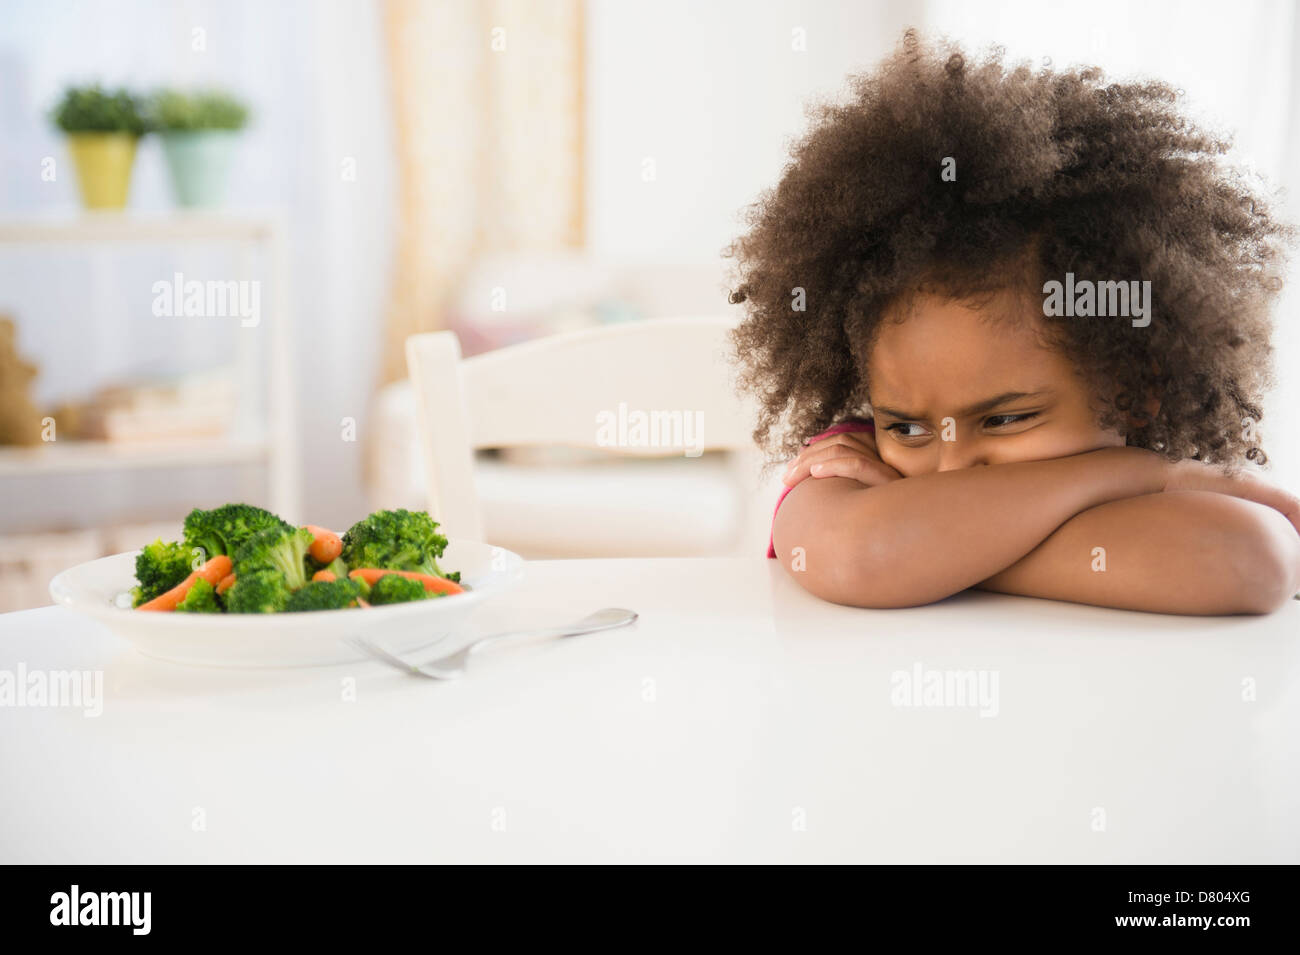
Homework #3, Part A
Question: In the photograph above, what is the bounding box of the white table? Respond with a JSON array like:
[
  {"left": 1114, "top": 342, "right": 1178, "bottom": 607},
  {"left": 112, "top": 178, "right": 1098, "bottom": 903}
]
[{"left": 1, "top": 557, "right": 1297, "bottom": 863}]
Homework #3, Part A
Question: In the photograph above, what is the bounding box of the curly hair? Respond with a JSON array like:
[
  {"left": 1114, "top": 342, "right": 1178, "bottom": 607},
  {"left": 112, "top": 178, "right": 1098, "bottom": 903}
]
[{"left": 724, "top": 29, "right": 1293, "bottom": 473}]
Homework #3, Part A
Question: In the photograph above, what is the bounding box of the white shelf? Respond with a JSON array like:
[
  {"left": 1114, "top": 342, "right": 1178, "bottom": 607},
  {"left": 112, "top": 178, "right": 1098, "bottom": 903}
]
[
  {"left": 0, "top": 207, "right": 301, "bottom": 521},
  {"left": 0, "top": 209, "right": 283, "bottom": 243},
  {"left": 0, "top": 437, "right": 269, "bottom": 477}
]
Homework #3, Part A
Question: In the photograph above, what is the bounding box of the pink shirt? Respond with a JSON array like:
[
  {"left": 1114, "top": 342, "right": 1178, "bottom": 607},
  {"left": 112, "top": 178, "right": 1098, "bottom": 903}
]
[{"left": 766, "top": 417, "right": 876, "bottom": 558}]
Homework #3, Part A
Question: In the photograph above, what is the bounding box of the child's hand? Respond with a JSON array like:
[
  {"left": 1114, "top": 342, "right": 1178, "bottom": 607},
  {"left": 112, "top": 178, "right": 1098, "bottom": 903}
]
[
  {"left": 782, "top": 431, "right": 904, "bottom": 489},
  {"left": 1164, "top": 458, "right": 1300, "bottom": 537}
]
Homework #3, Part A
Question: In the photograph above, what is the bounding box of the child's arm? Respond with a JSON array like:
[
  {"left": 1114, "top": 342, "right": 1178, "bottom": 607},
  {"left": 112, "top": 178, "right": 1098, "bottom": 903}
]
[
  {"left": 973, "top": 490, "right": 1300, "bottom": 614},
  {"left": 771, "top": 445, "right": 1295, "bottom": 612}
]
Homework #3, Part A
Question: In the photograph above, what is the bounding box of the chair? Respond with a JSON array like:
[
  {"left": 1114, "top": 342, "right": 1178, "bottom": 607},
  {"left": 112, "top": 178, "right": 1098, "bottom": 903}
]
[{"left": 404, "top": 317, "right": 772, "bottom": 554}]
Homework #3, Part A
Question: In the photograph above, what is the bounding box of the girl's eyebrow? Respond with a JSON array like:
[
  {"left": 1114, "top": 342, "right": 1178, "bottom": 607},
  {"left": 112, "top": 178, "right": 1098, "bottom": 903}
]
[{"left": 873, "top": 389, "right": 1053, "bottom": 421}]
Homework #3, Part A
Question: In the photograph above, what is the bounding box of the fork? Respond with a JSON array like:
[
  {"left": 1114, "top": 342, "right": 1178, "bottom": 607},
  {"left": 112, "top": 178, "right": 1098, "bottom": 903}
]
[{"left": 346, "top": 607, "right": 638, "bottom": 680}]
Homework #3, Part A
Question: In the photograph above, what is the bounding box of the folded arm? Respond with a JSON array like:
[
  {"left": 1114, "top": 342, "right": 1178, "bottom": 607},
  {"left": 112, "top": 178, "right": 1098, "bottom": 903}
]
[
  {"left": 771, "top": 446, "right": 1299, "bottom": 614},
  {"left": 974, "top": 490, "right": 1300, "bottom": 614}
]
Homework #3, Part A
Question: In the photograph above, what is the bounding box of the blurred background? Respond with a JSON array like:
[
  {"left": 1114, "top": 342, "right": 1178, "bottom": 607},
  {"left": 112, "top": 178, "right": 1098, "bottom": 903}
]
[{"left": 1, "top": 0, "right": 1298, "bottom": 611}]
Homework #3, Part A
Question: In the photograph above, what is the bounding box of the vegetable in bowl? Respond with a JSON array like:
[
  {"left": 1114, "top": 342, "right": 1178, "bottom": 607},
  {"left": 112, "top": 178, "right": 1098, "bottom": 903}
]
[
  {"left": 182, "top": 502, "right": 293, "bottom": 559},
  {"left": 131, "top": 504, "right": 465, "bottom": 614},
  {"left": 339, "top": 508, "right": 461, "bottom": 583},
  {"left": 285, "top": 578, "right": 364, "bottom": 612},
  {"left": 225, "top": 525, "right": 314, "bottom": 613},
  {"left": 132, "top": 538, "right": 202, "bottom": 606},
  {"left": 176, "top": 577, "right": 221, "bottom": 613},
  {"left": 367, "top": 573, "right": 437, "bottom": 605}
]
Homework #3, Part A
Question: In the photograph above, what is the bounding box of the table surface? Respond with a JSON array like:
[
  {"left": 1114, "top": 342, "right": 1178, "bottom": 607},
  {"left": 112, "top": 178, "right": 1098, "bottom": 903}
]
[{"left": 2, "top": 557, "right": 1297, "bottom": 864}]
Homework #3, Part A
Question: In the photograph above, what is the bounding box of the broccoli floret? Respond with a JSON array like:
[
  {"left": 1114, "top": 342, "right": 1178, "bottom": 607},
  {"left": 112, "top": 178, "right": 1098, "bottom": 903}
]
[
  {"left": 341, "top": 508, "right": 457, "bottom": 580},
  {"left": 236, "top": 524, "right": 313, "bottom": 587},
  {"left": 224, "top": 568, "right": 291, "bottom": 614},
  {"left": 284, "top": 578, "right": 363, "bottom": 612},
  {"left": 176, "top": 577, "right": 222, "bottom": 613},
  {"left": 182, "top": 503, "right": 293, "bottom": 561},
  {"left": 306, "top": 554, "right": 349, "bottom": 579},
  {"left": 132, "top": 538, "right": 202, "bottom": 607},
  {"left": 367, "top": 573, "right": 432, "bottom": 605},
  {"left": 224, "top": 526, "right": 313, "bottom": 613}
]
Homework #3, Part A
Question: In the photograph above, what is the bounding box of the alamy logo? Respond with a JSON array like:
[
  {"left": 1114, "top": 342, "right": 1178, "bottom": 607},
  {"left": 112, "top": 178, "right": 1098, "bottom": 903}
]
[
  {"left": 50, "top": 885, "right": 151, "bottom": 935},
  {"left": 595, "top": 402, "right": 704, "bottom": 457},
  {"left": 0, "top": 664, "right": 102, "bottom": 717},
  {"left": 152, "top": 271, "right": 261, "bottom": 327},
  {"left": 890, "top": 662, "right": 1000, "bottom": 717},
  {"left": 1042, "top": 273, "right": 1151, "bottom": 327}
]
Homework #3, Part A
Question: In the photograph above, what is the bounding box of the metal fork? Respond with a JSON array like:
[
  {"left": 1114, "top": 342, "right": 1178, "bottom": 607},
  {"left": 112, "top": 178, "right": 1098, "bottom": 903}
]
[{"left": 346, "top": 607, "right": 637, "bottom": 680}]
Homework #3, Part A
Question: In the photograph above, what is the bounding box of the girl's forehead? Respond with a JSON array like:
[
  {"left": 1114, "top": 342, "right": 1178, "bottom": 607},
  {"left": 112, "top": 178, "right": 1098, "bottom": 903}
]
[
  {"left": 871, "top": 292, "right": 1044, "bottom": 363},
  {"left": 867, "top": 293, "right": 1077, "bottom": 406}
]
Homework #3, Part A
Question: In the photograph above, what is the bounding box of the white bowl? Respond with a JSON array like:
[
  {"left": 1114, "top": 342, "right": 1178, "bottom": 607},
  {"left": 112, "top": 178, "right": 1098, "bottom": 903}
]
[{"left": 48, "top": 539, "right": 524, "bottom": 668}]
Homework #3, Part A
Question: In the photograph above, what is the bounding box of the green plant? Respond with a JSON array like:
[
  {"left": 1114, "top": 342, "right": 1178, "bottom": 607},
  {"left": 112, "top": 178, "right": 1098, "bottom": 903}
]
[
  {"left": 150, "top": 89, "right": 249, "bottom": 132},
  {"left": 52, "top": 84, "right": 147, "bottom": 135}
]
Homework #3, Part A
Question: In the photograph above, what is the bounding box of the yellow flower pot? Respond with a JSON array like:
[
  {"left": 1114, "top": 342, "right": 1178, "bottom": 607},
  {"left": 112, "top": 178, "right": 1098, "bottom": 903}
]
[{"left": 66, "top": 133, "right": 139, "bottom": 209}]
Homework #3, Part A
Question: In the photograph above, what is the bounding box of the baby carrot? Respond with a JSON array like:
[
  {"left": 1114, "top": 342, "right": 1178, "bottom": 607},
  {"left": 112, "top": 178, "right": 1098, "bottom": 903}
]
[
  {"left": 304, "top": 525, "right": 343, "bottom": 564},
  {"left": 311, "top": 569, "right": 336, "bottom": 583},
  {"left": 138, "top": 554, "right": 234, "bottom": 611},
  {"left": 347, "top": 567, "right": 465, "bottom": 595},
  {"left": 216, "top": 573, "right": 237, "bottom": 595}
]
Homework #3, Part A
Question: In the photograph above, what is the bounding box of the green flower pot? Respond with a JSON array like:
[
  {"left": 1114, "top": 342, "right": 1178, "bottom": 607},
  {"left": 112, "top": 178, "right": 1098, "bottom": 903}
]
[
  {"left": 66, "top": 132, "right": 139, "bottom": 209},
  {"left": 160, "top": 130, "right": 240, "bottom": 207}
]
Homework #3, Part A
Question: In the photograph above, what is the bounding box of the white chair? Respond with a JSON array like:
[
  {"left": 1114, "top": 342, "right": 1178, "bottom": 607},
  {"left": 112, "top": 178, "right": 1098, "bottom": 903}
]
[{"left": 404, "top": 317, "right": 774, "bottom": 556}]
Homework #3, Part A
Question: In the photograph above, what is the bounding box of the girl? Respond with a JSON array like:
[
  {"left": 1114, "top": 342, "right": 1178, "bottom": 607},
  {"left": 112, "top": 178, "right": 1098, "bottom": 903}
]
[{"left": 725, "top": 30, "right": 1300, "bottom": 614}]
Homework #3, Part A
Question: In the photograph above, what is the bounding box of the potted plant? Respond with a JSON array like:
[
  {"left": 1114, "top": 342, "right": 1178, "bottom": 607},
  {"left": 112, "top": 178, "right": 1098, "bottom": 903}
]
[
  {"left": 151, "top": 89, "right": 249, "bottom": 207},
  {"left": 52, "top": 84, "right": 147, "bottom": 210}
]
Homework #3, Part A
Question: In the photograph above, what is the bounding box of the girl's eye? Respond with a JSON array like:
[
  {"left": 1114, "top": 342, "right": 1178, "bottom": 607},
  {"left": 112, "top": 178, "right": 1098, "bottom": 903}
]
[
  {"left": 885, "top": 422, "right": 928, "bottom": 438},
  {"left": 886, "top": 413, "right": 1039, "bottom": 438},
  {"left": 985, "top": 413, "right": 1039, "bottom": 428}
]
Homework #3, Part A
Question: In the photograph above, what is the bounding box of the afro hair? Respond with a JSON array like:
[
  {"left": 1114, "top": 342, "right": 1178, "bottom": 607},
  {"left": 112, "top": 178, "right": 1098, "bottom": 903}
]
[{"left": 725, "top": 28, "right": 1293, "bottom": 472}]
